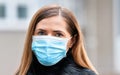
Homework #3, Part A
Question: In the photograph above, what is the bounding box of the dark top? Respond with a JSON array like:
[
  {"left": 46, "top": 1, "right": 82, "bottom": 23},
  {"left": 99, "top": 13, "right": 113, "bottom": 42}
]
[{"left": 27, "top": 50, "right": 96, "bottom": 75}]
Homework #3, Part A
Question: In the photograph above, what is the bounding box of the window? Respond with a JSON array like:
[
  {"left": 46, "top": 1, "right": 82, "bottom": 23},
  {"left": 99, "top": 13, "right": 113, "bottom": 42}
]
[
  {"left": 0, "top": 4, "right": 6, "bottom": 18},
  {"left": 17, "top": 5, "right": 27, "bottom": 19}
]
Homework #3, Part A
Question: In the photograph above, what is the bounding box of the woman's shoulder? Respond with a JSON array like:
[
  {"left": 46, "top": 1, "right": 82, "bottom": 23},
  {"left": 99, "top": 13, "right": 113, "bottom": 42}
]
[
  {"left": 63, "top": 58, "right": 96, "bottom": 75},
  {"left": 78, "top": 68, "right": 96, "bottom": 75},
  {"left": 63, "top": 54, "right": 97, "bottom": 75},
  {"left": 63, "top": 64, "right": 96, "bottom": 75}
]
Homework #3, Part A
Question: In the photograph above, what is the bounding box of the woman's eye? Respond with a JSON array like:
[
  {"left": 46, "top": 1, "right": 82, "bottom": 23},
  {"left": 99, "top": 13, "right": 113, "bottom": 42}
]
[
  {"left": 38, "top": 31, "right": 46, "bottom": 35},
  {"left": 55, "top": 33, "right": 63, "bottom": 37}
]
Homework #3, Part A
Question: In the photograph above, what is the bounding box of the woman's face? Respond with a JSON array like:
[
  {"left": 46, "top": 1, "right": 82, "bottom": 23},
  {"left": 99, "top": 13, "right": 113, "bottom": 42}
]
[{"left": 34, "top": 16, "right": 73, "bottom": 50}]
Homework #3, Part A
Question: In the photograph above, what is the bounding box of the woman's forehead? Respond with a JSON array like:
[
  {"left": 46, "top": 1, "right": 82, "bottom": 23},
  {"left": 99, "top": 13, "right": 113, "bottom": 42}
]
[{"left": 35, "top": 16, "right": 67, "bottom": 30}]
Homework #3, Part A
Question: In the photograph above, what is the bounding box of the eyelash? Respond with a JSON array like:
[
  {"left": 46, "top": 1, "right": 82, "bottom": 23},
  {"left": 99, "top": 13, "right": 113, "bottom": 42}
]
[{"left": 55, "top": 33, "right": 64, "bottom": 37}]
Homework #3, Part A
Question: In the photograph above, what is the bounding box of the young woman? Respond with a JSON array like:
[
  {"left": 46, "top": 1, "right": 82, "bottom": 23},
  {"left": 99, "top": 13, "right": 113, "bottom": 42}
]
[{"left": 16, "top": 5, "right": 98, "bottom": 75}]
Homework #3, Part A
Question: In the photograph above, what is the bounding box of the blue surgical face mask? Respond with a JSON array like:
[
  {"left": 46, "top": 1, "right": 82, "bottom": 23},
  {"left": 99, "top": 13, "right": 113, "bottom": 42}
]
[{"left": 32, "top": 36, "right": 70, "bottom": 66}]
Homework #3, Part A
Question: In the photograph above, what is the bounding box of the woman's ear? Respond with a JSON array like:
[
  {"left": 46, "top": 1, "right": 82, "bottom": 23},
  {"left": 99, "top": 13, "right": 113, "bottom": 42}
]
[{"left": 69, "top": 34, "right": 77, "bottom": 48}]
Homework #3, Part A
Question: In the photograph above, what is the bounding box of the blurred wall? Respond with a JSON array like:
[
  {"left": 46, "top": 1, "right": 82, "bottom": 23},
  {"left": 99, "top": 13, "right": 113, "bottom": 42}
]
[
  {"left": 0, "top": 31, "right": 25, "bottom": 75},
  {"left": 86, "top": 0, "right": 119, "bottom": 75}
]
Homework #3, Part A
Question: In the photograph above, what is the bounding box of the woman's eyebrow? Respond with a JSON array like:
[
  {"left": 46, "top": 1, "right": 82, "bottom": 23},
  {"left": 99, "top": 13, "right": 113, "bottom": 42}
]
[
  {"left": 35, "top": 29, "right": 46, "bottom": 31},
  {"left": 53, "top": 30, "right": 63, "bottom": 32}
]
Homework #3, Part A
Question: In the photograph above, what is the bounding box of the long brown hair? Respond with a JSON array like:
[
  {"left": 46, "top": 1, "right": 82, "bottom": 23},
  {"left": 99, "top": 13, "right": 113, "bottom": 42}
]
[{"left": 16, "top": 5, "right": 98, "bottom": 75}]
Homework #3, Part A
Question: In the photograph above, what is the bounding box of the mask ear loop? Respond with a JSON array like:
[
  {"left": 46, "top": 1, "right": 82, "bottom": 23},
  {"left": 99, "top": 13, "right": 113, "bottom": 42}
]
[{"left": 68, "top": 37, "right": 72, "bottom": 41}]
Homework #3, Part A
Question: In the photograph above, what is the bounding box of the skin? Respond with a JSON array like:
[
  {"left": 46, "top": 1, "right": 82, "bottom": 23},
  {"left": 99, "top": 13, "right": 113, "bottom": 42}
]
[{"left": 34, "top": 16, "right": 73, "bottom": 50}]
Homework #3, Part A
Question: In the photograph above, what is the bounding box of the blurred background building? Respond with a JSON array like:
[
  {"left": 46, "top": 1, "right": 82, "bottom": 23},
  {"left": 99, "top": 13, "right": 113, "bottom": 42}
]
[{"left": 0, "top": 0, "right": 120, "bottom": 75}]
